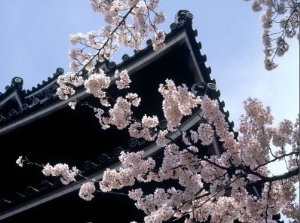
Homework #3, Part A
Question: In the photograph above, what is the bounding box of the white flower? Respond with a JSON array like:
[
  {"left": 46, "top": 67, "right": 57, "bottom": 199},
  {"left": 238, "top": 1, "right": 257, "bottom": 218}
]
[
  {"left": 84, "top": 70, "right": 110, "bottom": 99},
  {"left": 68, "top": 101, "right": 77, "bottom": 110},
  {"left": 16, "top": 156, "right": 23, "bottom": 167},
  {"left": 79, "top": 182, "right": 96, "bottom": 201},
  {"left": 41, "top": 163, "right": 79, "bottom": 185},
  {"left": 115, "top": 69, "right": 131, "bottom": 89}
]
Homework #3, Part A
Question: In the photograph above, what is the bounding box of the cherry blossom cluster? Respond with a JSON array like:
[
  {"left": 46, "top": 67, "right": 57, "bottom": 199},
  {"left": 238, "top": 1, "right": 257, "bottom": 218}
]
[
  {"left": 95, "top": 0, "right": 166, "bottom": 50},
  {"left": 84, "top": 69, "right": 111, "bottom": 98},
  {"left": 42, "top": 163, "right": 79, "bottom": 185},
  {"left": 96, "top": 94, "right": 298, "bottom": 222},
  {"left": 54, "top": 79, "right": 300, "bottom": 222},
  {"left": 56, "top": 68, "right": 112, "bottom": 103},
  {"left": 125, "top": 80, "right": 203, "bottom": 142},
  {"left": 99, "top": 150, "right": 156, "bottom": 192},
  {"left": 18, "top": 89, "right": 300, "bottom": 222},
  {"left": 26, "top": 74, "right": 300, "bottom": 222},
  {"left": 151, "top": 30, "right": 166, "bottom": 51},
  {"left": 245, "top": 0, "right": 299, "bottom": 70},
  {"left": 128, "top": 115, "right": 159, "bottom": 141},
  {"left": 16, "top": 1, "right": 300, "bottom": 222},
  {"left": 200, "top": 95, "right": 230, "bottom": 141},
  {"left": 68, "top": 0, "right": 166, "bottom": 75},
  {"left": 197, "top": 123, "right": 215, "bottom": 146},
  {"left": 94, "top": 95, "right": 133, "bottom": 130},
  {"left": 56, "top": 72, "right": 84, "bottom": 100},
  {"left": 16, "top": 156, "right": 23, "bottom": 167},
  {"left": 91, "top": 78, "right": 203, "bottom": 142},
  {"left": 56, "top": 0, "right": 167, "bottom": 106},
  {"left": 158, "top": 79, "right": 201, "bottom": 131},
  {"left": 79, "top": 182, "right": 96, "bottom": 201},
  {"left": 114, "top": 69, "right": 131, "bottom": 89}
]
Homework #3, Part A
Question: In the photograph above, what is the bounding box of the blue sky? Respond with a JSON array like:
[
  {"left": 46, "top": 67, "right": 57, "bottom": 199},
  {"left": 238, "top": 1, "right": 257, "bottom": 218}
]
[{"left": 0, "top": 0, "right": 299, "bottom": 220}]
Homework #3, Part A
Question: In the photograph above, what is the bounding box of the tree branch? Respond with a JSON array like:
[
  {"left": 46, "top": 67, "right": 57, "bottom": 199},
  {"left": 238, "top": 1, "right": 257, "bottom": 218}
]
[{"left": 247, "top": 167, "right": 299, "bottom": 187}]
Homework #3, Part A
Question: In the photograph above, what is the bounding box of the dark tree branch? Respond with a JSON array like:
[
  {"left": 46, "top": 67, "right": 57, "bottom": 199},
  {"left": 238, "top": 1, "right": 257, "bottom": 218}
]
[{"left": 247, "top": 167, "right": 299, "bottom": 187}]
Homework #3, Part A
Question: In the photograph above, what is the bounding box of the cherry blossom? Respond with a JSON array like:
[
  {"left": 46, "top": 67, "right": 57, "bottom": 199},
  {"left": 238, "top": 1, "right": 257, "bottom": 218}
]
[
  {"left": 84, "top": 69, "right": 111, "bottom": 99},
  {"left": 79, "top": 182, "right": 96, "bottom": 201},
  {"left": 197, "top": 123, "right": 214, "bottom": 146},
  {"left": 56, "top": 72, "right": 84, "bottom": 100},
  {"left": 21, "top": 92, "right": 299, "bottom": 221},
  {"left": 42, "top": 163, "right": 79, "bottom": 185},
  {"left": 245, "top": 0, "right": 299, "bottom": 70},
  {"left": 16, "top": 156, "right": 23, "bottom": 168},
  {"left": 158, "top": 79, "right": 201, "bottom": 131},
  {"left": 15, "top": 1, "right": 300, "bottom": 222},
  {"left": 115, "top": 69, "right": 131, "bottom": 89}
]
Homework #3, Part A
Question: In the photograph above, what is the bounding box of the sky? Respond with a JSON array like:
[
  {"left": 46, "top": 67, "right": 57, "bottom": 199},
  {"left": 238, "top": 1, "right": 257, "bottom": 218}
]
[{"left": 0, "top": 0, "right": 299, "bottom": 221}]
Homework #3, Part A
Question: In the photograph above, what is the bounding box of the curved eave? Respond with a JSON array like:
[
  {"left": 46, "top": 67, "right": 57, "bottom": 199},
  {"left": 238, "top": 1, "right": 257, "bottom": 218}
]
[
  {"left": 0, "top": 89, "right": 23, "bottom": 111},
  {"left": 0, "top": 24, "right": 211, "bottom": 136}
]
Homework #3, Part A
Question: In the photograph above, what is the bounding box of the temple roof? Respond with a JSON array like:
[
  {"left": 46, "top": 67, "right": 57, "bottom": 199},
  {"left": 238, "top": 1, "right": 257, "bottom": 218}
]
[
  {"left": 0, "top": 10, "right": 214, "bottom": 134},
  {"left": 0, "top": 10, "right": 234, "bottom": 222}
]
